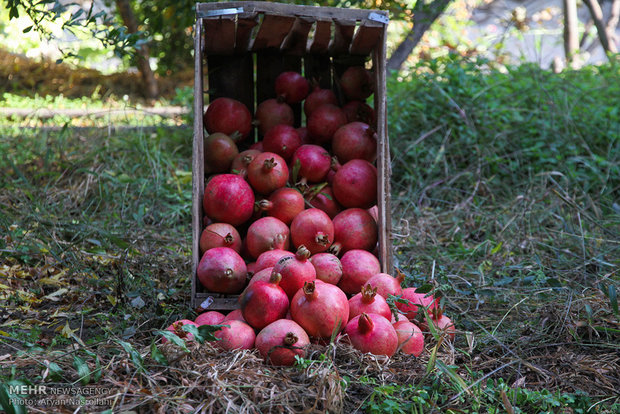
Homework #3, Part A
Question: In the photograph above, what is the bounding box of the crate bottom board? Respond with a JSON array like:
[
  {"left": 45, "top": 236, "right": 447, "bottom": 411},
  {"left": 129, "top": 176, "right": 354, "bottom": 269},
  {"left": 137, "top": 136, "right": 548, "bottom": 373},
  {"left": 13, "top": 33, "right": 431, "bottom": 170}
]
[{"left": 194, "top": 293, "right": 240, "bottom": 311}]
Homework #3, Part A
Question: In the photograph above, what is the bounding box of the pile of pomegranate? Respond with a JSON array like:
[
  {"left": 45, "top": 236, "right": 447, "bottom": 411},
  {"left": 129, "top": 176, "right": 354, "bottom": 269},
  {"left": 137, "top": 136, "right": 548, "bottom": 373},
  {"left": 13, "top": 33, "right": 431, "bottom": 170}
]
[{"left": 165, "top": 67, "right": 455, "bottom": 365}]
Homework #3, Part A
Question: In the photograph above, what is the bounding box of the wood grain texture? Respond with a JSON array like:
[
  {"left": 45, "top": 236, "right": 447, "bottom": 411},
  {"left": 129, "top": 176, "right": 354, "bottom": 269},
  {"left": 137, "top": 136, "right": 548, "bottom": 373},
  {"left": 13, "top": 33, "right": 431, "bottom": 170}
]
[
  {"left": 203, "top": 16, "right": 236, "bottom": 54},
  {"left": 309, "top": 20, "right": 332, "bottom": 54},
  {"left": 350, "top": 22, "right": 383, "bottom": 55},
  {"left": 281, "top": 17, "right": 314, "bottom": 55},
  {"left": 235, "top": 14, "right": 259, "bottom": 52},
  {"left": 251, "top": 14, "right": 296, "bottom": 50}
]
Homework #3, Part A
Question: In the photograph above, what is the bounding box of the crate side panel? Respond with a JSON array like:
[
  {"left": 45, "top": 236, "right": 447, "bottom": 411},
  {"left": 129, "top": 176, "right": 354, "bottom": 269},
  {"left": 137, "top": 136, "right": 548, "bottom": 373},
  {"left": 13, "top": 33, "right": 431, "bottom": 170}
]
[
  {"left": 281, "top": 16, "right": 313, "bottom": 55},
  {"left": 252, "top": 14, "right": 296, "bottom": 50},
  {"left": 330, "top": 20, "right": 356, "bottom": 55},
  {"left": 350, "top": 23, "right": 382, "bottom": 55},
  {"left": 203, "top": 16, "right": 236, "bottom": 54},
  {"left": 236, "top": 14, "right": 259, "bottom": 52},
  {"left": 308, "top": 20, "right": 332, "bottom": 54}
]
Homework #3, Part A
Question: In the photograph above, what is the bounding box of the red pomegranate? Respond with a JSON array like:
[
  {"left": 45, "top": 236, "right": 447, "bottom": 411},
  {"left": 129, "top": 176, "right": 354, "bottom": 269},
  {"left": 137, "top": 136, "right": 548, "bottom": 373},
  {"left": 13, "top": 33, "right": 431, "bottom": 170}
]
[
  {"left": 332, "top": 160, "right": 377, "bottom": 209},
  {"left": 231, "top": 149, "right": 261, "bottom": 177},
  {"left": 290, "top": 208, "right": 334, "bottom": 254},
  {"left": 340, "top": 66, "right": 374, "bottom": 101},
  {"left": 393, "top": 320, "right": 424, "bottom": 356},
  {"left": 255, "top": 319, "right": 310, "bottom": 366},
  {"left": 330, "top": 208, "right": 378, "bottom": 254},
  {"left": 256, "top": 187, "right": 305, "bottom": 225},
  {"left": 203, "top": 174, "right": 254, "bottom": 225},
  {"left": 255, "top": 249, "right": 295, "bottom": 272},
  {"left": 240, "top": 272, "right": 290, "bottom": 329},
  {"left": 199, "top": 223, "right": 242, "bottom": 254},
  {"left": 304, "top": 86, "right": 338, "bottom": 117},
  {"left": 290, "top": 145, "right": 332, "bottom": 183},
  {"left": 250, "top": 141, "right": 264, "bottom": 151},
  {"left": 275, "top": 71, "right": 310, "bottom": 104},
  {"left": 247, "top": 266, "right": 274, "bottom": 287},
  {"left": 395, "top": 288, "right": 439, "bottom": 320},
  {"left": 344, "top": 313, "right": 397, "bottom": 357},
  {"left": 429, "top": 314, "right": 456, "bottom": 340},
  {"left": 204, "top": 132, "right": 239, "bottom": 174},
  {"left": 223, "top": 309, "right": 246, "bottom": 322},
  {"left": 348, "top": 284, "right": 391, "bottom": 321},
  {"left": 309, "top": 253, "right": 342, "bottom": 285},
  {"left": 213, "top": 320, "right": 256, "bottom": 350},
  {"left": 262, "top": 125, "right": 302, "bottom": 162},
  {"left": 272, "top": 246, "right": 316, "bottom": 299},
  {"left": 392, "top": 313, "right": 409, "bottom": 323},
  {"left": 255, "top": 98, "right": 294, "bottom": 136},
  {"left": 204, "top": 97, "right": 252, "bottom": 139},
  {"left": 307, "top": 104, "right": 347, "bottom": 144},
  {"left": 290, "top": 281, "right": 349, "bottom": 339},
  {"left": 338, "top": 249, "right": 381, "bottom": 294},
  {"left": 197, "top": 247, "right": 247, "bottom": 293},
  {"left": 195, "top": 311, "right": 225, "bottom": 326},
  {"left": 247, "top": 261, "right": 258, "bottom": 277},
  {"left": 247, "top": 152, "right": 289, "bottom": 195},
  {"left": 245, "top": 217, "right": 290, "bottom": 259},
  {"left": 332, "top": 122, "right": 377, "bottom": 163},
  {"left": 366, "top": 272, "right": 404, "bottom": 299},
  {"left": 163, "top": 319, "right": 197, "bottom": 343},
  {"left": 306, "top": 185, "right": 342, "bottom": 218},
  {"left": 342, "top": 100, "right": 376, "bottom": 125},
  {"left": 296, "top": 127, "right": 312, "bottom": 144}
]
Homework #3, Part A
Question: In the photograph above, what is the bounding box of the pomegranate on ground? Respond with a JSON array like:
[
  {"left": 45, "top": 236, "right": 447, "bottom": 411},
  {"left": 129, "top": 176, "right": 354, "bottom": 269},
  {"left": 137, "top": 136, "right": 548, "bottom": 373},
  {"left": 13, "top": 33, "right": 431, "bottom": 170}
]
[
  {"left": 255, "top": 319, "right": 310, "bottom": 366},
  {"left": 332, "top": 160, "right": 377, "bottom": 209},
  {"left": 195, "top": 311, "right": 225, "bottom": 326},
  {"left": 255, "top": 98, "right": 294, "bottom": 136},
  {"left": 247, "top": 152, "right": 289, "bottom": 195},
  {"left": 338, "top": 249, "right": 381, "bottom": 295},
  {"left": 262, "top": 124, "right": 302, "bottom": 162},
  {"left": 309, "top": 253, "right": 343, "bottom": 285},
  {"left": 199, "top": 223, "right": 242, "bottom": 254},
  {"left": 304, "top": 86, "right": 338, "bottom": 117},
  {"left": 430, "top": 314, "right": 456, "bottom": 340},
  {"left": 204, "top": 132, "right": 239, "bottom": 174},
  {"left": 240, "top": 273, "right": 289, "bottom": 330},
  {"left": 245, "top": 217, "right": 290, "bottom": 259},
  {"left": 344, "top": 313, "right": 397, "bottom": 357},
  {"left": 203, "top": 174, "right": 255, "bottom": 226},
  {"left": 290, "top": 208, "right": 334, "bottom": 254},
  {"left": 290, "top": 145, "right": 332, "bottom": 183},
  {"left": 332, "top": 122, "right": 376, "bottom": 163},
  {"left": 275, "top": 71, "right": 310, "bottom": 104},
  {"left": 330, "top": 208, "right": 378, "bottom": 254},
  {"left": 348, "top": 284, "right": 391, "bottom": 321},
  {"left": 393, "top": 320, "right": 424, "bottom": 356},
  {"left": 255, "top": 249, "right": 295, "bottom": 272},
  {"left": 163, "top": 319, "right": 197, "bottom": 343},
  {"left": 204, "top": 97, "right": 252, "bottom": 139},
  {"left": 366, "top": 272, "right": 404, "bottom": 299},
  {"left": 213, "top": 320, "right": 256, "bottom": 350},
  {"left": 307, "top": 104, "right": 347, "bottom": 144},
  {"left": 290, "top": 280, "right": 349, "bottom": 339},
  {"left": 272, "top": 245, "right": 316, "bottom": 299},
  {"left": 342, "top": 100, "right": 376, "bottom": 125},
  {"left": 305, "top": 185, "right": 342, "bottom": 219},
  {"left": 197, "top": 247, "right": 247, "bottom": 294},
  {"left": 395, "top": 287, "right": 439, "bottom": 320},
  {"left": 256, "top": 187, "right": 305, "bottom": 225},
  {"left": 340, "top": 66, "right": 374, "bottom": 101}
]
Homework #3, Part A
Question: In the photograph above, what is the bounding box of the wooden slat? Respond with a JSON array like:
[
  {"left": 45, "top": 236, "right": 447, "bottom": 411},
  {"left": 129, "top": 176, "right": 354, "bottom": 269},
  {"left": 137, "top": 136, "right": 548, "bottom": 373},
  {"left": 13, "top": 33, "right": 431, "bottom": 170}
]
[
  {"left": 281, "top": 16, "right": 313, "bottom": 55},
  {"left": 194, "top": 294, "right": 240, "bottom": 311},
  {"left": 329, "top": 19, "right": 356, "bottom": 55},
  {"left": 192, "top": 18, "right": 205, "bottom": 308},
  {"left": 203, "top": 16, "right": 236, "bottom": 54},
  {"left": 304, "top": 54, "right": 332, "bottom": 90},
  {"left": 206, "top": 54, "right": 254, "bottom": 114},
  {"left": 350, "top": 21, "right": 383, "bottom": 55},
  {"left": 256, "top": 52, "right": 302, "bottom": 126},
  {"left": 252, "top": 14, "right": 296, "bottom": 50},
  {"left": 235, "top": 14, "right": 259, "bottom": 52},
  {"left": 308, "top": 20, "right": 332, "bottom": 54}
]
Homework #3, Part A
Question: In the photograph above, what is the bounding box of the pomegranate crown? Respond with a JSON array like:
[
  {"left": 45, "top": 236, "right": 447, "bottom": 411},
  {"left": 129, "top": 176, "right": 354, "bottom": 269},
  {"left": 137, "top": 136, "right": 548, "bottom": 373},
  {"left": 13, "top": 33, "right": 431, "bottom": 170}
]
[
  {"left": 269, "top": 272, "right": 282, "bottom": 285},
  {"left": 302, "top": 281, "right": 317, "bottom": 299},
  {"left": 360, "top": 284, "right": 378, "bottom": 303},
  {"left": 295, "top": 245, "right": 311, "bottom": 261},
  {"left": 358, "top": 313, "right": 374, "bottom": 334},
  {"left": 283, "top": 332, "right": 298, "bottom": 346}
]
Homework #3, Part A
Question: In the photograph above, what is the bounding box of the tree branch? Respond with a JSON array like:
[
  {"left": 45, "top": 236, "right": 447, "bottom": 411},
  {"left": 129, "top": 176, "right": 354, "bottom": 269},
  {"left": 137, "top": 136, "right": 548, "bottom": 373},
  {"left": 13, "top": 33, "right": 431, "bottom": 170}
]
[{"left": 583, "top": 0, "right": 618, "bottom": 54}]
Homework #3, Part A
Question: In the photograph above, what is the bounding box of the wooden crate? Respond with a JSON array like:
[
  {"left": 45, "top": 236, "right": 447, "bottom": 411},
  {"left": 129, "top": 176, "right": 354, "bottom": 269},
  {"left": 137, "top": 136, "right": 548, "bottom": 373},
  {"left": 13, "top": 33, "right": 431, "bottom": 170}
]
[{"left": 192, "top": 1, "right": 391, "bottom": 311}]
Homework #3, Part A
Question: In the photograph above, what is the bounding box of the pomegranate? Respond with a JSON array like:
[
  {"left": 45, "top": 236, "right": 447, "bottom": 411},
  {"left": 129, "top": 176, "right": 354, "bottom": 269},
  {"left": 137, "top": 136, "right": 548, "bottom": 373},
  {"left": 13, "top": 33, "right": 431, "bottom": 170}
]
[
  {"left": 367, "top": 272, "right": 404, "bottom": 299},
  {"left": 204, "top": 132, "right": 239, "bottom": 174},
  {"left": 203, "top": 174, "right": 254, "bottom": 225},
  {"left": 247, "top": 266, "right": 274, "bottom": 287},
  {"left": 392, "top": 313, "right": 409, "bottom": 323},
  {"left": 344, "top": 313, "right": 397, "bottom": 357},
  {"left": 296, "top": 127, "right": 312, "bottom": 144},
  {"left": 393, "top": 320, "right": 424, "bottom": 356},
  {"left": 245, "top": 217, "right": 290, "bottom": 259},
  {"left": 290, "top": 281, "right": 349, "bottom": 339},
  {"left": 199, "top": 223, "right": 242, "bottom": 254},
  {"left": 342, "top": 100, "right": 376, "bottom": 125},
  {"left": 256, "top": 187, "right": 305, "bottom": 225},
  {"left": 240, "top": 272, "right": 289, "bottom": 329},
  {"left": 290, "top": 208, "right": 334, "bottom": 254},
  {"left": 195, "top": 311, "right": 225, "bottom": 326},
  {"left": 304, "top": 86, "right": 338, "bottom": 117},
  {"left": 427, "top": 313, "right": 456, "bottom": 340},
  {"left": 204, "top": 97, "right": 252, "bottom": 139},
  {"left": 255, "top": 98, "right": 294, "bottom": 136},
  {"left": 306, "top": 185, "right": 342, "bottom": 218},
  {"left": 367, "top": 205, "right": 378, "bottom": 222},
  {"left": 255, "top": 319, "right": 310, "bottom": 366},
  {"left": 307, "top": 104, "right": 347, "bottom": 144},
  {"left": 332, "top": 160, "right": 377, "bottom": 209},
  {"left": 255, "top": 249, "right": 295, "bottom": 272},
  {"left": 197, "top": 247, "right": 247, "bottom": 293},
  {"left": 309, "top": 253, "right": 342, "bottom": 285},
  {"left": 223, "top": 309, "right": 246, "bottom": 322},
  {"left": 275, "top": 71, "right": 310, "bottom": 104},
  {"left": 250, "top": 141, "right": 264, "bottom": 151},
  {"left": 163, "top": 319, "right": 197, "bottom": 343},
  {"left": 348, "top": 284, "right": 391, "bottom": 321},
  {"left": 330, "top": 208, "right": 378, "bottom": 255},
  {"left": 395, "top": 288, "right": 439, "bottom": 320},
  {"left": 262, "top": 125, "right": 302, "bottom": 162},
  {"left": 290, "top": 145, "right": 332, "bottom": 183},
  {"left": 272, "top": 245, "right": 316, "bottom": 299},
  {"left": 332, "top": 122, "right": 377, "bottom": 163},
  {"left": 231, "top": 149, "right": 261, "bottom": 177},
  {"left": 340, "top": 66, "right": 374, "bottom": 101},
  {"left": 247, "top": 152, "right": 289, "bottom": 195},
  {"left": 213, "top": 320, "right": 256, "bottom": 350},
  {"left": 247, "top": 261, "right": 258, "bottom": 277},
  {"left": 338, "top": 249, "right": 381, "bottom": 294}
]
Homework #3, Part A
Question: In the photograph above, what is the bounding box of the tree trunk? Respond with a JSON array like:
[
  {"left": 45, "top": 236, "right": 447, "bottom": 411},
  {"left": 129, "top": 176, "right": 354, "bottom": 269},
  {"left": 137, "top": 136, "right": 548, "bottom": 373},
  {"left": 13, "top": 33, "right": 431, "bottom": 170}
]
[
  {"left": 584, "top": 0, "right": 618, "bottom": 54},
  {"left": 563, "top": 0, "right": 580, "bottom": 67},
  {"left": 386, "top": 0, "right": 453, "bottom": 73},
  {"left": 115, "top": 0, "right": 159, "bottom": 99}
]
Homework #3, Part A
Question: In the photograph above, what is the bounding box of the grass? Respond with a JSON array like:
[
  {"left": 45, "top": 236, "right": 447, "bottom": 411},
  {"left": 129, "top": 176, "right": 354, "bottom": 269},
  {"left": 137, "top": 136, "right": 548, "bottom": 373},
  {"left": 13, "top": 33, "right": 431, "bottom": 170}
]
[{"left": 0, "top": 56, "right": 618, "bottom": 413}]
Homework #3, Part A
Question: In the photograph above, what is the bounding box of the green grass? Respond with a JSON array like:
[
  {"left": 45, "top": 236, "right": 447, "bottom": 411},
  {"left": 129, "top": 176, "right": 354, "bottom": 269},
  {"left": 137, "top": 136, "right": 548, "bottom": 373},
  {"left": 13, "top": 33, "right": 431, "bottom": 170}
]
[{"left": 0, "top": 56, "right": 618, "bottom": 413}]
